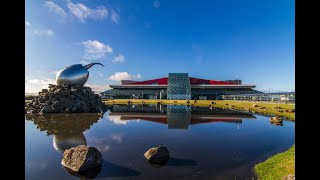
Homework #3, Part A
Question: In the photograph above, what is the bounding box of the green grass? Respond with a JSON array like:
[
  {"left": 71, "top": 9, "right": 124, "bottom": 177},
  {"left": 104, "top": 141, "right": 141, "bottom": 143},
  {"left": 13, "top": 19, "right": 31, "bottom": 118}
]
[
  {"left": 214, "top": 100, "right": 295, "bottom": 120},
  {"left": 103, "top": 99, "right": 295, "bottom": 120},
  {"left": 255, "top": 145, "right": 295, "bottom": 180}
]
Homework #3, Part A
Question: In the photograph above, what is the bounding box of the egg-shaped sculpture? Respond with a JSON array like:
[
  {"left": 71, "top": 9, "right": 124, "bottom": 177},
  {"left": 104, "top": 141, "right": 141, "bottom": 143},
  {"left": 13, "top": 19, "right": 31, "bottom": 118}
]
[{"left": 56, "top": 63, "right": 104, "bottom": 87}]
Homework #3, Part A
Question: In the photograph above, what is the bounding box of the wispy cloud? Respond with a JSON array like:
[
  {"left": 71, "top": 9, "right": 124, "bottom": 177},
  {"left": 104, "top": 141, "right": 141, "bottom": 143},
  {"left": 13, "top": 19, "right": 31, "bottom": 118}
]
[
  {"left": 112, "top": 54, "right": 125, "bottom": 63},
  {"left": 80, "top": 60, "right": 89, "bottom": 65},
  {"left": 25, "top": 21, "right": 54, "bottom": 37},
  {"left": 33, "top": 29, "right": 54, "bottom": 37},
  {"left": 110, "top": 134, "right": 124, "bottom": 143},
  {"left": 108, "top": 72, "right": 141, "bottom": 81},
  {"left": 44, "top": 1, "right": 67, "bottom": 18},
  {"left": 81, "top": 40, "right": 112, "bottom": 59},
  {"left": 111, "top": 9, "right": 120, "bottom": 23},
  {"left": 153, "top": 1, "right": 160, "bottom": 8},
  {"left": 67, "top": 1, "right": 108, "bottom": 22},
  {"left": 25, "top": 21, "right": 31, "bottom": 27}
]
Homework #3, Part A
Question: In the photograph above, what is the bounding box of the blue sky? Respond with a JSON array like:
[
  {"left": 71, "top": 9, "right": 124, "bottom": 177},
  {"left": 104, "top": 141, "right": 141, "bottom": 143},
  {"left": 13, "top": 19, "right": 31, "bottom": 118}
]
[{"left": 25, "top": 0, "right": 294, "bottom": 93}]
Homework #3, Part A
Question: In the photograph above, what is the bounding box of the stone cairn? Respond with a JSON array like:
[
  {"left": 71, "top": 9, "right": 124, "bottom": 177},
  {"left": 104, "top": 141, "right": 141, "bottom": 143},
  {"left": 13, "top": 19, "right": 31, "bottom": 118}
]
[{"left": 26, "top": 84, "right": 106, "bottom": 114}]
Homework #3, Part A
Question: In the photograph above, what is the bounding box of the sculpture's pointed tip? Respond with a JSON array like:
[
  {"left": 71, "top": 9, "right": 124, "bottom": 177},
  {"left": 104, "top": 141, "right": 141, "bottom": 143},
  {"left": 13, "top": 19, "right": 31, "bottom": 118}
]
[{"left": 84, "top": 63, "right": 104, "bottom": 69}]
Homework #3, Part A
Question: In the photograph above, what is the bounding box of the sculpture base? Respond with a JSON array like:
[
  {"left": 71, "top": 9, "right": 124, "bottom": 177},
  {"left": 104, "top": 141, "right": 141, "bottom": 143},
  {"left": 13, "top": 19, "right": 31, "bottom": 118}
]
[{"left": 26, "top": 84, "right": 107, "bottom": 114}]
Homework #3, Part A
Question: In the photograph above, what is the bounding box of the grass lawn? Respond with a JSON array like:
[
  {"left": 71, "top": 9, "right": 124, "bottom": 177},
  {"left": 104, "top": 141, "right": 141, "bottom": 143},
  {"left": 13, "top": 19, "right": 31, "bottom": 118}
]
[
  {"left": 213, "top": 100, "right": 295, "bottom": 120},
  {"left": 102, "top": 99, "right": 295, "bottom": 120},
  {"left": 254, "top": 145, "right": 295, "bottom": 180}
]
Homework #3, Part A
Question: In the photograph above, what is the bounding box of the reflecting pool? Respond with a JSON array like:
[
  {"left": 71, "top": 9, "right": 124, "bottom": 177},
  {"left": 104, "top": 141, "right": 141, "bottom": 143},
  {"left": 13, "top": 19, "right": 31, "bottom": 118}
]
[{"left": 26, "top": 104, "right": 295, "bottom": 179}]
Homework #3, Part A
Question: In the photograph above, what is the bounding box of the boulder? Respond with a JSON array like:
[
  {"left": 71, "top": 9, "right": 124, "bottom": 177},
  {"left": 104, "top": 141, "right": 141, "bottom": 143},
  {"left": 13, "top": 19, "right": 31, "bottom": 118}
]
[
  {"left": 52, "top": 101, "right": 60, "bottom": 108},
  {"left": 144, "top": 146, "right": 170, "bottom": 164},
  {"left": 270, "top": 116, "right": 283, "bottom": 123},
  {"left": 61, "top": 145, "right": 103, "bottom": 172},
  {"left": 42, "top": 89, "right": 48, "bottom": 93},
  {"left": 38, "top": 97, "right": 47, "bottom": 103},
  {"left": 40, "top": 105, "right": 53, "bottom": 114}
]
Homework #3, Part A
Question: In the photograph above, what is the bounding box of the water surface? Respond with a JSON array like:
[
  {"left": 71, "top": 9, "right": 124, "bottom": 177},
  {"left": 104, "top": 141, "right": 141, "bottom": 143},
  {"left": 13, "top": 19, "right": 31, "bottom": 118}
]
[{"left": 25, "top": 104, "right": 295, "bottom": 180}]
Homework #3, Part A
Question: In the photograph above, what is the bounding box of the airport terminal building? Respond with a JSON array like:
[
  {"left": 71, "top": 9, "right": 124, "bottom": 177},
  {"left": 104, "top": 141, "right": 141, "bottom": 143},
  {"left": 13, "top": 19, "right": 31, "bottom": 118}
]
[{"left": 101, "top": 73, "right": 261, "bottom": 100}]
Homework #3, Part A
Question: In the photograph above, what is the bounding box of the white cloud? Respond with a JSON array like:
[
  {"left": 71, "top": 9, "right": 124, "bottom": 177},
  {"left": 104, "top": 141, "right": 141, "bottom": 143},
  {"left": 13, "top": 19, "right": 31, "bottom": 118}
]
[
  {"left": 112, "top": 54, "right": 125, "bottom": 63},
  {"left": 84, "top": 83, "right": 108, "bottom": 93},
  {"left": 98, "top": 73, "right": 104, "bottom": 77},
  {"left": 111, "top": 9, "right": 120, "bottom": 23},
  {"left": 153, "top": 1, "right": 160, "bottom": 8},
  {"left": 33, "top": 29, "right": 54, "bottom": 37},
  {"left": 44, "top": 1, "right": 67, "bottom": 18},
  {"left": 108, "top": 72, "right": 141, "bottom": 81},
  {"left": 25, "top": 21, "right": 31, "bottom": 27},
  {"left": 81, "top": 40, "right": 112, "bottom": 59},
  {"left": 25, "top": 78, "right": 55, "bottom": 94},
  {"left": 67, "top": 1, "right": 108, "bottom": 22},
  {"left": 108, "top": 115, "right": 128, "bottom": 125}
]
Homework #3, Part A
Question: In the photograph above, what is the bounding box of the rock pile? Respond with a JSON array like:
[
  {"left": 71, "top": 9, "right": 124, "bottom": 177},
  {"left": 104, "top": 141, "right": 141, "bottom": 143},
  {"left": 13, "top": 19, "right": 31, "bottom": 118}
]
[{"left": 26, "top": 84, "right": 106, "bottom": 114}]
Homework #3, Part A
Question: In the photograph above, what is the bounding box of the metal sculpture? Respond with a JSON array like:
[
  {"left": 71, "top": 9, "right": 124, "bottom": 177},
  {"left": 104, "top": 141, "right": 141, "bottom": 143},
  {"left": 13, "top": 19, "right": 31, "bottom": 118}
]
[{"left": 56, "top": 63, "right": 104, "bottom": 86}]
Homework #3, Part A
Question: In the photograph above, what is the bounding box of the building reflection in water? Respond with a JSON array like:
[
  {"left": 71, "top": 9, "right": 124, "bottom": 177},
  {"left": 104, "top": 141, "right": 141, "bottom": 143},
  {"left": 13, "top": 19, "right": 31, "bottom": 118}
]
[
  {"left": 25, "top": 113, "right": 100, "bottom": 153},
  {"left": 109, "top": 104, "right": 256, "bottom": 129}
]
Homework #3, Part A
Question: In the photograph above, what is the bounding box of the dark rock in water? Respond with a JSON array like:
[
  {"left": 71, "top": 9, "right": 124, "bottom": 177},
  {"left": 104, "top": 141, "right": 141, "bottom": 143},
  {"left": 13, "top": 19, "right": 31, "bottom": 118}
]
[
  {"left": 144, "top": 146, "right": 170, "bottom": 165},
  {"left": 25, "top": 84, "right": 107, "bottom": 114},
  {"left": 61, "top": 145, "right": 103, "bottom": 172},
  {"left": 270, "top": 116, "right": 283, "bottom": 123}
]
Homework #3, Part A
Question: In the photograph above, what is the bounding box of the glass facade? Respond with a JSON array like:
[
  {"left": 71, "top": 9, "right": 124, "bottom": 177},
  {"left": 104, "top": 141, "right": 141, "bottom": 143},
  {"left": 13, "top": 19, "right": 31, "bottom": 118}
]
[
  {"left": 100, "top": 73, "right": 261, "bottom": 100},
  {"left": 167, "top": 73, "right": 191, "bottom": 100},
  {"left": 167, "top": 105, "right": 191, "bottom": 129}
]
